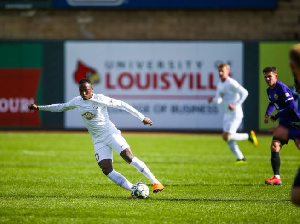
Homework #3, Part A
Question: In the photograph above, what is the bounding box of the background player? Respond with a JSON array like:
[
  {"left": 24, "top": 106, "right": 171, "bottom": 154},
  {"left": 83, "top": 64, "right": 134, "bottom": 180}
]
[
  {"left": 263, "top": 66, "right": 300, "bottom": 186},
  {"left": 273, "top": 44, "right": 300, "bottom": 205},
  {"left": 28, "top": 78, "right": 164, "bottom": 197},
  {"left": 208, "top": 63, "right": 258, "bottom": 164}
]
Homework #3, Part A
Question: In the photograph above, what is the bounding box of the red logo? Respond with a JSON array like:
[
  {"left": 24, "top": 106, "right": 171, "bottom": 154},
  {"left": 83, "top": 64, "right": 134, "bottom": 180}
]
[{"left": 74, "top": 60, "right": 100, "bottom": 84}]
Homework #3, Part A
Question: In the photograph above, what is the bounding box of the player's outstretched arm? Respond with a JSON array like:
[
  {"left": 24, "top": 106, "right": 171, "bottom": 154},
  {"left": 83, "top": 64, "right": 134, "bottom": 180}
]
[
  {"left": 28, "top": 104, "right": 39, "bottom": 111},
  {"left": 143, "top": 117, "right": 153, "bottom": 126}
]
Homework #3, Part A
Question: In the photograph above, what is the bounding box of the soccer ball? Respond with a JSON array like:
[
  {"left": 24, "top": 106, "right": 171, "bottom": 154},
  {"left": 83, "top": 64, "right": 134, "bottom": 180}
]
[{"left": 131, "top": 182, "right": 149, "bottom": 199}]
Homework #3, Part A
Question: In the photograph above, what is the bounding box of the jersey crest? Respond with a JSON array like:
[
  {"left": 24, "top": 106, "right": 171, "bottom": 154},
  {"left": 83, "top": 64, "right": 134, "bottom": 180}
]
[
  {"left": 82, "top": 111, "right": 96, "bottom": 120},
  {"left": 274, "top": 94, "right": 278, "bottom": 100}
]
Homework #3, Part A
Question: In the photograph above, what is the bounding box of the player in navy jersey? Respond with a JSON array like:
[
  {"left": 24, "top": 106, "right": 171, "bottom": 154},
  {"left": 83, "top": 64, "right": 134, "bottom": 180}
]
[
  {"left": 273, "top": 44, "right": 300, "bottom": 206},
  {"left": 263, "top": 66, "right": 300, "bottom": 186}
]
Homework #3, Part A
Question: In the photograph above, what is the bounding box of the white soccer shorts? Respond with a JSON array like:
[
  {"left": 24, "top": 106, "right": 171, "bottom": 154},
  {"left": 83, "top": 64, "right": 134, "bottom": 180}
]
[
  {"left": 94, "top": 130, "right": 130, "bottom": 163},
  {"left": 223, "top": 113, "right": 243, "bottom": 134}
]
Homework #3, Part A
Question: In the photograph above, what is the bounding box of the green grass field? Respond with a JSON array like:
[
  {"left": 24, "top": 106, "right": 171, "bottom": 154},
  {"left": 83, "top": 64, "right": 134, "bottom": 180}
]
[{"left": 0, "top": 132, "right": 299, "bottom": 223}]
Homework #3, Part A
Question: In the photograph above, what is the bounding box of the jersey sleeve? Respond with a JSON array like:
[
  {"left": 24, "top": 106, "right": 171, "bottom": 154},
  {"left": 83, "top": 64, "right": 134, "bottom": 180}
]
[
  {"left": 281, "top": 85, "right": 294, "bottom": 103},
  {"left": 265, "top": 89, "right": 275, "bottom": 115},
  {"left": 276, "top": 85, "right": 296, "bottom": 118},
  {"left": 232, "top": 81, "right": 248, "bottom": 106},
  {"left": 96, "top": 94, "right": 145, "bottom": 121},
  {"left": 210, "top": 84, "right": 223, "bottom": 104},
  {"left": 38, "top": 97, "right": 78, "bottom": 112},
  {"left": 265, "top": 102, "right": 275, "bottom": 116}
]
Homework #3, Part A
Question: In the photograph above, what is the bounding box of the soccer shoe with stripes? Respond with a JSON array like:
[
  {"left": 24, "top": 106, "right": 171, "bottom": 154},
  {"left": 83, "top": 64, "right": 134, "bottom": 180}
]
[
  {"left": 265, "top": 176, "right": 282, "bottom": 185},
  {"left": 249, "top": 130, "right": 258, "bottom": 147},
  {"left": 153, "top": 183, "right": 165, "bottom": 193}
]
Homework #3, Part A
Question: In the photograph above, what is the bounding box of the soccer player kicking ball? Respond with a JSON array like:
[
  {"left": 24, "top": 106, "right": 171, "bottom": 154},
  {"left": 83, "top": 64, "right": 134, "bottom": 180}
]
[
  {"left": 263, "top": 66, "right": 300, "bottom": 186},
  {"left": 28, "top": 78, "right": 164, "bottom": 197},
  {"left": 208, "top": 63, "right": 258, "bottom": 164}
]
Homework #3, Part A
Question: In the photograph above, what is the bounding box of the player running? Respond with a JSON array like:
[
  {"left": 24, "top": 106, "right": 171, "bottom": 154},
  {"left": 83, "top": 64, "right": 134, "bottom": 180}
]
[
  {"left": 28, "top": 78, "right": 164, "bottom": 197},
  {"left": 263, "top": 66, "right": 300, "bottom": 185},
  {"left": 208, "top": 63, "right": 258, "bottom": 164}
]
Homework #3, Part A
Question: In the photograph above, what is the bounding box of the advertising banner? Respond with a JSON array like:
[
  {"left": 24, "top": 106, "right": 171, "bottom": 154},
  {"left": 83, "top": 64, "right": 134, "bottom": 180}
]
[
  {"left": 54, "top": 0, "right": 277, "bottom": 9},
  {"left": 0, "top": 43, "right": 43, "bottom": 128},
  {"left": 65, "top": 41, "right": 243, "bottom": 130}
]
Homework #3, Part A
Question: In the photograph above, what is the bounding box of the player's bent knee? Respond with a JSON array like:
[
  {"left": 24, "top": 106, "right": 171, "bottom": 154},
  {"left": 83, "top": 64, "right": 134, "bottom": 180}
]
[
  {"left": 101, "top": 167, "right": 113, "bottom": 175},
  {"left": 98, "top": 160, "right": 113, "bottom": 175},
  {"left": 271, "top": 146, "right": 280, "bottom": 152},
  {"left": 271, "top": 141, "right": 281, "bottom": 152},
  {"left": 120, "top": 148, "right": 134, "bottom": 163}
]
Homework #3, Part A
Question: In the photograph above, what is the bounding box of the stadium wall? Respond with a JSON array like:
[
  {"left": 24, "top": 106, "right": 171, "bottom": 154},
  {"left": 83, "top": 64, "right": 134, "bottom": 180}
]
[{"left": 0, "top": 0, "right": 299, "bottom": 40}]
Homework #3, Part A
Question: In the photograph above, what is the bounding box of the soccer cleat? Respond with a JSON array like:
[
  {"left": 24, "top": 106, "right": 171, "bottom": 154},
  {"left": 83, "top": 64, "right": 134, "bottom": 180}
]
[
  {"left": 129, "top": 193, "right": 133, "bottom": 199},
  {"left": 153, "top": 183, "right": 165, "bottom": 193},
  {"left": 236, "top": 158, "right": 247, "bottom": 164},
  {"left": 249, "top": 130, "right": 258, "bottom": 147},
  {"left": 265, "top": 176, "right": 282, "bottom": 185}
]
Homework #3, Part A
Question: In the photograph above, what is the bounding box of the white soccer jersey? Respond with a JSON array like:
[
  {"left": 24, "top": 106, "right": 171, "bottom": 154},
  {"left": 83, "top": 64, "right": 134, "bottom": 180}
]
[
  {"left": 38, "top": 94, "right": 145, "bottom": 144},
  {"left": 211, "top": 77, "right": 248, "bottom": 116}
]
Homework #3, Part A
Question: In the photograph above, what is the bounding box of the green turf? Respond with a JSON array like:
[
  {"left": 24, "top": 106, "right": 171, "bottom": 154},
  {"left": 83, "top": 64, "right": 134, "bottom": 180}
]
[{"left": 0, "top": 132, "right": 299, "bottom": 223}]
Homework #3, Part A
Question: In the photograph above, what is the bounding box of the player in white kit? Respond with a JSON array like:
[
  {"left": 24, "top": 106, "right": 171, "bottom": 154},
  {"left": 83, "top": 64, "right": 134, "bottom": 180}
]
[
  {"left": 208, "top": 63, "right": 258, "bottom": 163},
  {"left": 28, "top": 78, "right": 164, "bottom": 197}
]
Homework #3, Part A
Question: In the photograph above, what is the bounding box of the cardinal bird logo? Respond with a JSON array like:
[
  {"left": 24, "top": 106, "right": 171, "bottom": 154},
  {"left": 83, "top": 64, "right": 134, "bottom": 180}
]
[{"left": 74, "top": 60, "right": 100, "bottom": 84}]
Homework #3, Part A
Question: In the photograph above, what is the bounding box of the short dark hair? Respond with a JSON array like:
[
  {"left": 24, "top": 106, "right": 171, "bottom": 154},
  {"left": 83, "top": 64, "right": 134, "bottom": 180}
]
[
  {"left": 263, "top": 66, "right": 277, "bottom": 74},
  {"left": 79, "top": 78, "right": 92, "bottom": 85}
]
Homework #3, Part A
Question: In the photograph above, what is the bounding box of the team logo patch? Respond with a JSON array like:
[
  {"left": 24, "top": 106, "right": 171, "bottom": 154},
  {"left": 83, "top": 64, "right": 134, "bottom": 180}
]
[
  {"left": 74, "top": 60, "right": 101, "bottom": 84},
  {"left": 274, "top": 94, "right": 278, "bottom": 100},
  {"left": 82, "top": 111, "right": 96, "bottom": 120},
  {"left": 285, "top": 92, "right": 290, "bottom": 97}
]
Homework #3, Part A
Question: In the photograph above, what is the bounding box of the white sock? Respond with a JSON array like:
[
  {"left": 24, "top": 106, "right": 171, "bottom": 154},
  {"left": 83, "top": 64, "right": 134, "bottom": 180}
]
[
  {"left": 228, "top": 133, "right": 249, "bottom": 141},
  {"left": 227, "top": 140, "right": 244, "bottom": 159},
  {"left": 130, "top": 157, "right": 160, "bottom": 184},
  {"left": 107, "top": 170, "right": 132, "bottom": 191},
  {"left": 275, "top": 175, "right": 281, "bottom": 179}
]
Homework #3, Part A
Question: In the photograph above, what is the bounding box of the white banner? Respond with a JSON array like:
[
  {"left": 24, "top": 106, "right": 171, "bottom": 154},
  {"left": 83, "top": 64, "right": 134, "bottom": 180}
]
[{"left": 64, "top": 41, "right": 243, "bottom": 130}]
